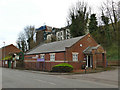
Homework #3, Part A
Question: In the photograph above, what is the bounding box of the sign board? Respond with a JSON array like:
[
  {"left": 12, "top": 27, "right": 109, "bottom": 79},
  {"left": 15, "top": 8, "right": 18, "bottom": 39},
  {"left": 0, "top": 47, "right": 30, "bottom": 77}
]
[{"left": 37, "top": 58, "right": 44, "bottom": 62}]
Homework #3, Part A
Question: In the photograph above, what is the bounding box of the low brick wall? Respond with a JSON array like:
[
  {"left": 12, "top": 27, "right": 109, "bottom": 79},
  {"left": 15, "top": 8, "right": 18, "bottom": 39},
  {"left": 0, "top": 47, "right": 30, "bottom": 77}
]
[
  {"left": 107, "top": 60, "right": 119, "bottom": 66},
  {"left": 24, "top": 62, "right": 85, "bottom": 71}
]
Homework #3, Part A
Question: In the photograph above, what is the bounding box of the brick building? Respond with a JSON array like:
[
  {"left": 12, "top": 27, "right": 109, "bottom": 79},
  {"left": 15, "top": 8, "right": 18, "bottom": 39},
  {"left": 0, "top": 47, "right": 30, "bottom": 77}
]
[
  {"left": 24, "top": 33, "right": 106, "bottom": 71},
  {"left": 0, "top": 44, "right": 21, "bottom": 68}
]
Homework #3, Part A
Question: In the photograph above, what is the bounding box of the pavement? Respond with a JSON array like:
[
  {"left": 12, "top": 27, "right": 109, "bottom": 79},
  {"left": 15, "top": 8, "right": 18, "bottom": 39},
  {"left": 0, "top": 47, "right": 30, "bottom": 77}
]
[{"left": 2, "top": 67, "right": 119, "bottom": 88}]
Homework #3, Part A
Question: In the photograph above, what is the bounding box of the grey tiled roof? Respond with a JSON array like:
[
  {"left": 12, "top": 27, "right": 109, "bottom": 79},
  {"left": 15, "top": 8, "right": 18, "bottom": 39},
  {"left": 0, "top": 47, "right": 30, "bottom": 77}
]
[
  {"left": 26, "top": 35, "right": 86, "bottom": 55},
  {"left": 83, "top": 45, "right": 100, "bottom": 54}
]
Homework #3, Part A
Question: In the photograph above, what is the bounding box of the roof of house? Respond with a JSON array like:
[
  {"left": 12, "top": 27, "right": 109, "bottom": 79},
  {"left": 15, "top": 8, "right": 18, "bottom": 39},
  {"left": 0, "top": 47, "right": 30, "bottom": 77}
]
[
  {"left": 26, "top": 34, "right": 87, "bottom": 55},
  {"left": 36, "top": 25, "right": 52, "bottom": 31},
  {"left": 83, "top": 45, "right": 100, "bottom": 54}
]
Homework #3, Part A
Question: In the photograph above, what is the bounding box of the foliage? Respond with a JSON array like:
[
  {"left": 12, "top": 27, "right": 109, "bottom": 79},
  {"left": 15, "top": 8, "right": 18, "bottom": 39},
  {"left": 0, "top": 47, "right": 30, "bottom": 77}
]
[
  {"left": 51, "top": 63, "right": 73, "bottom": 72},
  {"left": 16, "top": 32, "right": 27, "bottom": 52},
  {"left": 2, "top": 56, "right": 12, "bottom": 60},
  {"left": 24, "top": 26, "right": 36, "bottom": 50},
  {"left": 16, "top": 25, "right": 36, "bottom": 52},
  {"left": 106, "top": 43, "right": 118, "bottom": 60},
  {"left": 89, "top": 14, "right": 98, "bottom": 33},
  {"left": 67, "top": 1, "right": 90, "bottom": 37}
]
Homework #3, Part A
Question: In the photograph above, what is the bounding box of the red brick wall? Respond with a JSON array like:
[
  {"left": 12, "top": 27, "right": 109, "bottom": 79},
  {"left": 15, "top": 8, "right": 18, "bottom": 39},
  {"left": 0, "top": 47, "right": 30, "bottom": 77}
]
[
  {"left": 66, "top": 34, "right": 98, "bottom": 62},
  {"left": 2, "top": 44, "right": 21, "bottom": 58},
  {"left": 55, "top": 52, "right": 65, "bottom": 61},
  {"left": 24, "top": 52, "right": 65, "bottom": 71},
  {"left": 96, "top": 46, "right": 106, "bottom": 67}
]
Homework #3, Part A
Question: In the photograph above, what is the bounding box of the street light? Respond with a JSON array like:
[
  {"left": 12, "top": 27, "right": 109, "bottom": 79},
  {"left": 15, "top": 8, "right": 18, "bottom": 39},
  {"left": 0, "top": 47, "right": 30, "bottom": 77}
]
[{"left": 3, "top": 42, "right": 5, "bottom": 67}]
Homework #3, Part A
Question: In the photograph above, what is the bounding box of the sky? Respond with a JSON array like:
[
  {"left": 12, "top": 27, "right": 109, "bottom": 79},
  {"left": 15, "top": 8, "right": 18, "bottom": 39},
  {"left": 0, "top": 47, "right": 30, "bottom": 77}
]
[{"left": 0, "top": 0, "right": 118, "bottom": 47}]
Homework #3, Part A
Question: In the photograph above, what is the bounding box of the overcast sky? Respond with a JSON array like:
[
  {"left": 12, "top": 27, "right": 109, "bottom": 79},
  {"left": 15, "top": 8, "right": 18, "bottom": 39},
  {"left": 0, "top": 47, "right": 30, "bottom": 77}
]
[{"left": 0, "top": 0, "right": 118, "bottom": 47}]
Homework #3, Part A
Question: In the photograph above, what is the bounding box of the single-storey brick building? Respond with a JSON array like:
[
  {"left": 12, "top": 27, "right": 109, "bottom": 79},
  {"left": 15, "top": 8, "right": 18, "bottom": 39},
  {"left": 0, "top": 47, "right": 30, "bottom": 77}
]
[{"left": 25, "top": 33, "right": 106, "bottom": 71}]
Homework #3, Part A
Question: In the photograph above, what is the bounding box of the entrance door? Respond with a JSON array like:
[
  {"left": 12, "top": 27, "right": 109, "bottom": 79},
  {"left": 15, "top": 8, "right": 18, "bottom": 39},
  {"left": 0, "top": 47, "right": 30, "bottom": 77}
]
[
  {"left": 88, "top": 56, "right": 90, "bottom": 67},
  {"left": 86, "top": 55, "right": 92, "bottom": 68},
  {"left": 8, "top": 61, "right": 11, "bottom": 68}
]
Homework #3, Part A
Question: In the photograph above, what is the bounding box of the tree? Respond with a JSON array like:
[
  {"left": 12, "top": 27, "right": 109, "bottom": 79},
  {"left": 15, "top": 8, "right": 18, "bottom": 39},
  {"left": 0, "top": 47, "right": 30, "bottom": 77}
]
[
  {"left": 67, "top": 1, "right": 91, "bottom": 37},
  {"left": 101, "top": 12, "right": 111, "bottom": 43},
  {"left": 16, "top": 32, "right": 27, "bottom": 52},
  {"left": 16, "top": 25, "right": 36, "bottom": 52},
  {"left": 117, "top": 1, "right": 120, "bottom": 21},
  {"left": 24, "top": 25, "right": 36, "bottom": 50},
  {"left": 101, "top": 0, "right": 118, "bottom": 32},
  {"left": 89, "top": 14, "right": 98, "bottom": 33}
]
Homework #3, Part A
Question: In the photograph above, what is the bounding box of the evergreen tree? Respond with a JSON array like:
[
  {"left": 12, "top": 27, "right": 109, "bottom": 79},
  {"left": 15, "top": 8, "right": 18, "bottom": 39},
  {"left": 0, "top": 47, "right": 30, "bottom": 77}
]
[
  {"left": 88, "top": 14, "right": 98, "bottom": 33},
  {"left": 68, "top": 1, "right": 90, "bottom": 37}
]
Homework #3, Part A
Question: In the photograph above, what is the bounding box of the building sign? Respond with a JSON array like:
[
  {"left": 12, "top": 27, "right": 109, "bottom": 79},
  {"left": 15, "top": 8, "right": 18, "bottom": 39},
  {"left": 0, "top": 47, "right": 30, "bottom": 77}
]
[{"left": 37, "top": 58, "right": 44, "bottom": 62}]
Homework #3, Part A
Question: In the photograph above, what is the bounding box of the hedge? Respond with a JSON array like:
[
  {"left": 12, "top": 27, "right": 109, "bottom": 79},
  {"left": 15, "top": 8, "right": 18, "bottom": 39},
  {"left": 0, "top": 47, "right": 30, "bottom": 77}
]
[{"left": 51, "top": 63, "right": 73, "bottom": 72}]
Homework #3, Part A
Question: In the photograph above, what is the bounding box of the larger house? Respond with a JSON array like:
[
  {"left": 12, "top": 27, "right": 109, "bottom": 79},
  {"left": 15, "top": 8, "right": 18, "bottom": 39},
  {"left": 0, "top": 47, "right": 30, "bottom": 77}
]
[
  {"left": 24, "top": 33, "right": 106, "bottom": 71},
  {"left": 47, "top": 27, "right": 71, "bottom": 41},
  {"left": 36, "top": 25, "right": 52, "bottom": 45}
]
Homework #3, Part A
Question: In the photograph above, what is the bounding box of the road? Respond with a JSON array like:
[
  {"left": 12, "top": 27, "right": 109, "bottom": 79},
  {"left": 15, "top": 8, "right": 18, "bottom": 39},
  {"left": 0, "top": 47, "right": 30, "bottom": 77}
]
[{"left": 2, "top": 67, "right": 118, "bottom": 88}]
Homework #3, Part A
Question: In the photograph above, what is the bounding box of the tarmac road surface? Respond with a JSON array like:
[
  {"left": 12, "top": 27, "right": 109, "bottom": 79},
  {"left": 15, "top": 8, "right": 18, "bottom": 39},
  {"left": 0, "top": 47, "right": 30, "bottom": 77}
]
[{"left": 2, "top": 67, "right": 118, "bottom": 88}]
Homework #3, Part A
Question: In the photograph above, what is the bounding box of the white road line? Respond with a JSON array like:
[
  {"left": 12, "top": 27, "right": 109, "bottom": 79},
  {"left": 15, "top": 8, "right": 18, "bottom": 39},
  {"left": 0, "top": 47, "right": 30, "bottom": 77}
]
[{"left": 34, "top": 79, "right": 56, "bottom": 85}]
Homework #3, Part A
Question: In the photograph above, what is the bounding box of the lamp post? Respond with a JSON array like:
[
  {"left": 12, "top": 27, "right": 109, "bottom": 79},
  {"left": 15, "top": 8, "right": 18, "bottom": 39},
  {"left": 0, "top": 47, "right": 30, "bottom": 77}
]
[{"left": 3, "top": 42, "right": 5, "bottom": 67}]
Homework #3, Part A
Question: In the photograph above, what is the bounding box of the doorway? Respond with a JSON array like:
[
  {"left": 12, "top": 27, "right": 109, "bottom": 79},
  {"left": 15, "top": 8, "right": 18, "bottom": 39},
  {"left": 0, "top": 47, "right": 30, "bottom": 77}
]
[
  {"left": 86, "top": 55, "right": 93, "bottom": 68},
  {"left": 8, "top": 61, "right": 11, "bottom": 68},
  {"left": 88, "top": 56, "right": 90, "bottom": 67}
]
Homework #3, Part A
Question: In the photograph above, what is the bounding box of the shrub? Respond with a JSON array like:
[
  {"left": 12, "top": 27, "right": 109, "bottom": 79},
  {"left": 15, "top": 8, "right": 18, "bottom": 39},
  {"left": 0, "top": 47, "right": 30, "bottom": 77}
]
[{"left": 51, "top": 63, "right": 73, "bottom": 72}]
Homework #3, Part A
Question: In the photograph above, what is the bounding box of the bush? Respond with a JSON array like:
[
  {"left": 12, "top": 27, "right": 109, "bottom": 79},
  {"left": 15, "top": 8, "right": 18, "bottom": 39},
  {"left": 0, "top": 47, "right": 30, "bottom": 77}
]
[{"left": 51, "top": 63, "right": 73, "bottom": 72}]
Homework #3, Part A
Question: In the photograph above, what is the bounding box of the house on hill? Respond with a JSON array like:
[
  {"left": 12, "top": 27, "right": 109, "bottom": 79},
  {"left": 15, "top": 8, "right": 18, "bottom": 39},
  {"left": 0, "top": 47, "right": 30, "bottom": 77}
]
[
  {"left": 24, "top": 33, "right": 106, "bottom": 71},
  {"left": 36, "top": 25, "right": 52, "bottom": 45}
]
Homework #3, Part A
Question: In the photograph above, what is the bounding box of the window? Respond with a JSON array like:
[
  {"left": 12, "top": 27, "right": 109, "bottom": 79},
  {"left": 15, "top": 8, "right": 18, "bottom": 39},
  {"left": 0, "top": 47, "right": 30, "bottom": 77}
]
[
  {"left": 72, "top": 53, "right": 78, "bottom": 61},
  {"left": 61, "top": 31, "right": 62, "bottom": 35},
  {"left": 61, "top": 37, "right": 62, "bottom": 40},
  {"left": 58, "top": 32, "right": 60, "bottom": 36},
  {"left": 40, "top": 54, "right": 45, "bottom": 59},
  {"left": 57, "top": 37, "right": 60, "bottom": 41},
  {"left": 50, "top": 53, "right": 55, "bottom": 61}
]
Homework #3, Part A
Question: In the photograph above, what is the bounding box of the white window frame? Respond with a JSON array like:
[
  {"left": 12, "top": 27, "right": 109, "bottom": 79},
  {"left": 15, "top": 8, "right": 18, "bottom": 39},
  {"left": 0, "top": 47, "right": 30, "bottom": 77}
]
[
  {"left": 50, "top": 53, "right": 55, "bottom": 61},
  {"left": 40, "top": 54, "right": 45, "bottom": 59},
  {"left": 72, "top": 52, "right": 78, "bottom": 61},
  {"left": 5, "top": 61, "right": 7, "bottom": 64}
]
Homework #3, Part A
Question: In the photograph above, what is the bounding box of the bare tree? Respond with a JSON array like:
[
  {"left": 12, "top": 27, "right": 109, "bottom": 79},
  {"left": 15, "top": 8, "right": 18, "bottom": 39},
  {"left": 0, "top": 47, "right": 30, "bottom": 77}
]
[
  {"left": 117, "top": 1, "right": 120, "bottom": 21},
  {"left": 101, "top": 0, "right": 118, "bottom": 32},
  {"left": 24, "top": 25, "right": 36, "bottom": 50},
  {"left": 16, "top": 25, "right": 37, "bottom": 52},
  {"left": 16, "top": 32, "right": 27, "bottom": 52}
]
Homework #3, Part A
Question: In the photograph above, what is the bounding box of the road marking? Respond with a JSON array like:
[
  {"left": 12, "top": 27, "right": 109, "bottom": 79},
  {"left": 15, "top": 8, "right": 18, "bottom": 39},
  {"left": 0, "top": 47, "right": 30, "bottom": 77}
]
[{"left": 34, "top": 79, "right": 56, "bottom": 85}]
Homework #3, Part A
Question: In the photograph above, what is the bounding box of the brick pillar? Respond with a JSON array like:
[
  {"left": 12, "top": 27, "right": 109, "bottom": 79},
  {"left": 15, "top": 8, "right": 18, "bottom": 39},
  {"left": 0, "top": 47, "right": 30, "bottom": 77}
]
[
  {"left": 92, "top": 49, "right": 96, "bottom": 69},
  {"left": 104, "top": 51, "right": 107, "bottom": 68}
]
